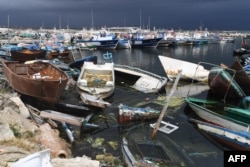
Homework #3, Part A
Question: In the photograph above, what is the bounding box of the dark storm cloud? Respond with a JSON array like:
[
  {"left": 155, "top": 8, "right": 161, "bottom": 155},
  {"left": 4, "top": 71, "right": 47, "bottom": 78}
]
[{"left": 0, "top": 0, "right": 250, "bottom": 30}]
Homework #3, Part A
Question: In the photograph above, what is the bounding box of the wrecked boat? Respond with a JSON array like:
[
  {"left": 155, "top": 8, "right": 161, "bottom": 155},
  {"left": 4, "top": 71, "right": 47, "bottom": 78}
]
[
  {"left": 158, "top": 55, "right": 209, "bottom": 82},
  {"left": 121, "top": 124, "right": 195, "bottom": 167},
  {"left": 114, "top": 64, "right": 169, "bottom": 93},
  {"left": 118, "top": 103, "right": 161, "bottom": 124},
  {"left": 76, "top": 57, "right": 115, "bottom": 108},
  {"left": 1, "top": 60, "right": 69, "bottom": 103}
]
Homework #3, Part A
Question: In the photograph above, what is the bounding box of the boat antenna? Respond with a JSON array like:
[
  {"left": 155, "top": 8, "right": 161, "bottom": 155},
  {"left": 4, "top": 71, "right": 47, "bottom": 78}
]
[
  {"left": 139, "top": 9, "right": 141, "bottom": 29},
  {"left": 7, "top": 15, "right": 10, "bottom": 44},
  {"left": 91, "top": 9, "right": 94, "bottom": 29}
]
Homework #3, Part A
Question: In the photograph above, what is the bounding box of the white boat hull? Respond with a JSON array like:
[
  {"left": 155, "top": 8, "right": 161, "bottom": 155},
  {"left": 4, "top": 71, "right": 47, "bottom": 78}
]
[
  {"left": 187, "top": 98, "right": 249, "bottom": 132},
  {"left": 158, "top": 55, "right": 209, "bottom": 82},
  {"left": 77, "top": 61, "right": 115, "bottom": 108}
]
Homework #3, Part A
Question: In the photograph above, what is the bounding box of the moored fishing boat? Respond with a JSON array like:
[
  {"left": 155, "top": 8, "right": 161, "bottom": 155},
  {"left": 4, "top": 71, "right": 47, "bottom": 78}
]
[
  {"left": 116, "top": 39, "right": 131, "bottom": 49},
  {"left": 130, "top": 37, "right": 162, "bottom": 48},
  {"left": 47, "top": 49, "right": 72, "bottom": 61},
  {"left": 10, "top": 49, "right": 47, "bottom": 62},
  {"left": 1, "top": 60, "right": 69, "bottom": 103},
  {"left": 76, "top": 37, "right": 119, "bottom": 50}
]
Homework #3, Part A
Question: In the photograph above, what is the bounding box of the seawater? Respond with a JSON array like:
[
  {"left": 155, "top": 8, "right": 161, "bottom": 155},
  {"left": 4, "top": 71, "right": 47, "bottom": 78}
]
[{"left": 68, "top": 37, "right": 243, "bottom": 167}]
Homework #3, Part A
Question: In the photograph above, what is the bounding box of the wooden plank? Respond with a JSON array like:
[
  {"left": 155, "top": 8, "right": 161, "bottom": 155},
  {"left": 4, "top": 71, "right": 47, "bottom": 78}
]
[
  {"left": 40, "top": 110, "right": 84, "bottom": 126},
  {"left": 151, "top": 71, "right": 182, "bottom": 138}
]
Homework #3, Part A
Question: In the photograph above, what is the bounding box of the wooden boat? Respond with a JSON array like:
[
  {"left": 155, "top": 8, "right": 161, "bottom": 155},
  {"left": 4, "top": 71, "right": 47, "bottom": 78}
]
[
  {"left": 121, "top": 124, "right": 195, "bottom": 167},
  {"left": 130, "top": 37, "right": 162, "bottom": 48},
  {"left": 47, "top": 49, "right": 71, "bottom": 60},
  {"left": 224, "top": 106, "right": 250, "bottom": 124},
  {"left": 208, "top": 66, "right": 246, "bottom": 99},
  {"left": 76, "top": 55, "right": 115, "bottom": 108},
  {"left": 230, "top": 57, "right": 250, "bottom": 94},
  {"left": 10, "top": 49, "right": 47, "bottom": 62},
  {"left": 158, "top": 55, "right": 209, "bottom": 82},
  {"left": 118, "top": 104, "right": 161, "bottom": 124},
  {"left": 1, "top": 60, "right": 69, "bottom": 103},
  {"left": 189, "top": 118, "right": 250, "bottom": 151},
  {"left": 185, "top": 97, "right": 250, "bottom": 132},
  {"left": 114, "top": 64, "right": 169, "bottom": 93}
]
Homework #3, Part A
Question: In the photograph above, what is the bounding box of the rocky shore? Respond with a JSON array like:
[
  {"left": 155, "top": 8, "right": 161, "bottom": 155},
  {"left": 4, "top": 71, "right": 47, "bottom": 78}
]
[{"left": 0, "top": 78, "right": 99, "bottom": 167}]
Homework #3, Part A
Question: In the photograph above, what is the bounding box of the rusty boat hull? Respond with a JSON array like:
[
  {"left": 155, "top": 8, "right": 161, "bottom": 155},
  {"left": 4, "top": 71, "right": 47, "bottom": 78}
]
[{"left": 1, "top": 60, "right": 69, "bottom": 103}]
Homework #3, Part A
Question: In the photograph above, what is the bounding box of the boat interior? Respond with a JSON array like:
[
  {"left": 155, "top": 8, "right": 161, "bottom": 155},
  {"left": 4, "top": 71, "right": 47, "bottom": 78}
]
[
  {"left": 80, "top": 69, "right": 113, "bottom": 87},
  {"left": 8, "top": 62, "right": 67, "bottom": 80}
]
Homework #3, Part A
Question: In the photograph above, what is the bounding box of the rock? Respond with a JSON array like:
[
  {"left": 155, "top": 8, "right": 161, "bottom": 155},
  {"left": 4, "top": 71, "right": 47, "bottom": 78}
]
[
  {"left": 0, "top": 92, "right": 100, "bottom": 166},
  {"left": 0, "top": 123, "right": 15, "bottom": 142},
  {"left": 0, "top": 107, "right": 38, "bottom": 134},
  {"left": 51, "top": 156, "right": 100, "bottom": 167},
  {"left": 9, "top": 96, "right": 30, "bottom": 118}
]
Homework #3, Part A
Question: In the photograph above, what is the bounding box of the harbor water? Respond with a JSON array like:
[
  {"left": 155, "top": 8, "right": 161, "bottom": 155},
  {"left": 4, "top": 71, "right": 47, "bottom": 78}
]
[{"left": 25, "top": 37, "right": 242, "bottom": 167}]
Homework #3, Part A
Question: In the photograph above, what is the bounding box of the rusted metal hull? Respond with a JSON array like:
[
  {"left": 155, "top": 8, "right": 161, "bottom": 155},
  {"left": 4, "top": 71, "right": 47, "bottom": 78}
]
[
  {"left": 118, "top": 104, "right": 160, "bottom": 124},
  {"left": 208, "top": 66, "right": 246, "bottom": 99},
  {"left": 231, "top": 58, "right": 250, "bottom": 94},
  {"left": 10, "top": 49, "right": 47, "bottom": 62},
  {"left": 1, "top": 60, "right": 69, "bottom": 103}
]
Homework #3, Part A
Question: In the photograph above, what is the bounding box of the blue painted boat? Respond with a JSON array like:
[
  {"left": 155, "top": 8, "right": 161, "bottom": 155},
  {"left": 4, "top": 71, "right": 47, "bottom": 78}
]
[
  {"left": 117, "top": 39, "right": 131, "bottom": 49},
  {"left": 189, "top": 118, "right": 250, "bottom": 151},
  {"left": 1, "top": 44, "right": 23, "bottom": 51},
  {"left": 69, "top": 55, "right": 97, "bottom": 70},
  {"left": 130, "top": 37, "right": 162, "bottom": 48}
]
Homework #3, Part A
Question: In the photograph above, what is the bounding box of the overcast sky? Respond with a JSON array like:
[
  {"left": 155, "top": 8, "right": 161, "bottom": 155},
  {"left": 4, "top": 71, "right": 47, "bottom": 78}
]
[{"left": 0, "top": 0, "right": 249, "bottom": 30}]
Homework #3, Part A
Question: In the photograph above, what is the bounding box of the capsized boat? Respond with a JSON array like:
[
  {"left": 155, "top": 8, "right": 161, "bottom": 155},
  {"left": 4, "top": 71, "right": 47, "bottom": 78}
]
[
  {"left": 1, "top": 60, "right": 69, "bottom": 103},
  {"left": 114, "top": 64, "right": 169, "bottom": 93},
  {"left": 158, "top": 55, "right": 209, "bottom": 82}
]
